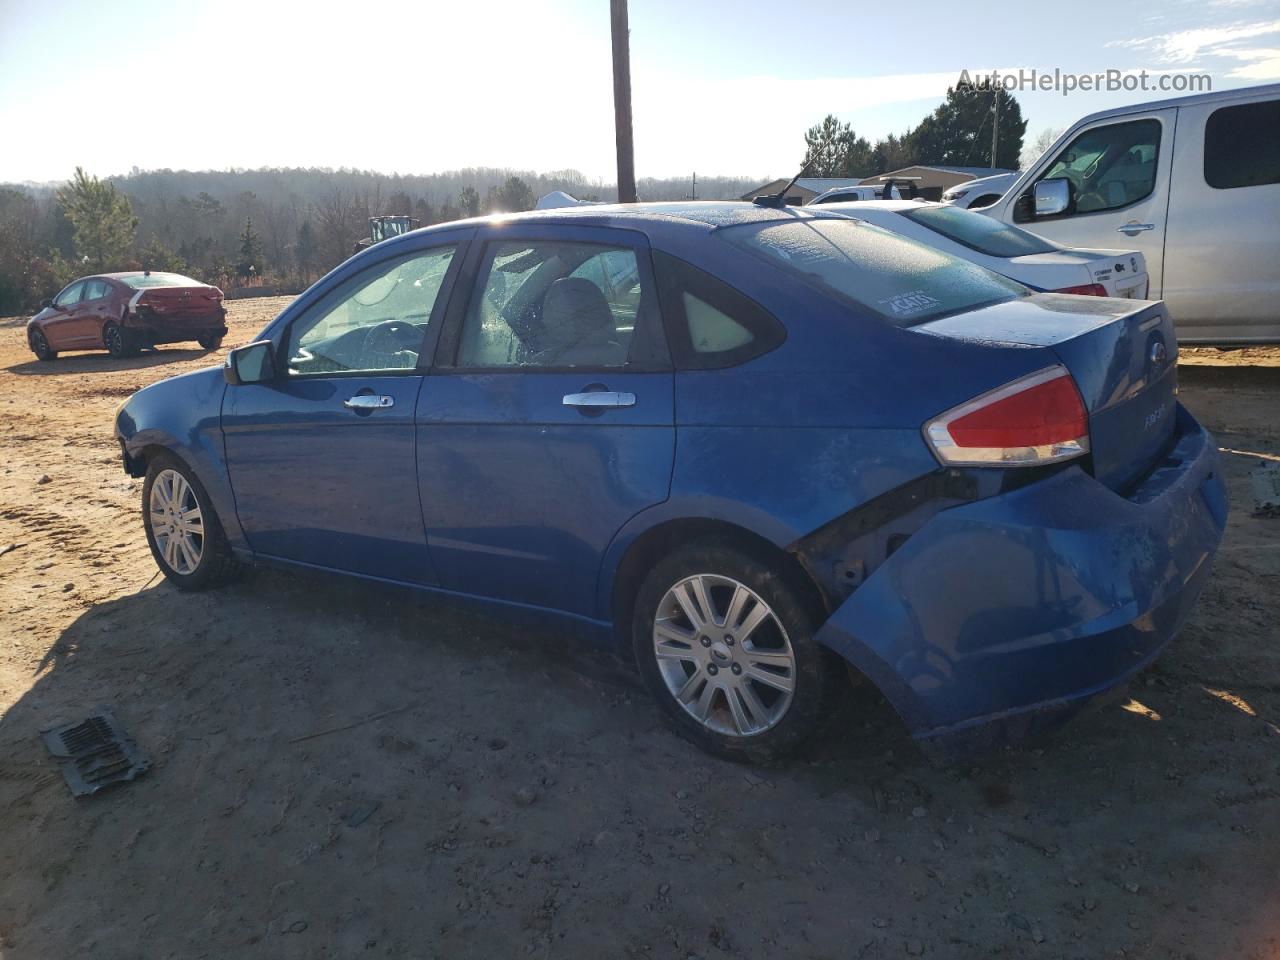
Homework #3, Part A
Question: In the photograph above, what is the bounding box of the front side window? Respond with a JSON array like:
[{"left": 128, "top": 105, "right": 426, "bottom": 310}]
[
  {"left": 1204, "top": 99, "right": 1280, "bottom": 189},
  {"left": 901, "top": 205, "right": 1058, "bottom": 258},
  {"left": 721, "top": 217, "right": 1025, "bottom": 327},
  {"left": 457, "top": 240, "right": 648, "bottom": 368},
  {"left": 1040, "top": 118, "right": 1161, "bottom": 214},
  {"left": 286, "top": 246, "right": 455, "bottom": 376},
  {"left": 54, "top": 281, "right": 84, "bottom": 307}
]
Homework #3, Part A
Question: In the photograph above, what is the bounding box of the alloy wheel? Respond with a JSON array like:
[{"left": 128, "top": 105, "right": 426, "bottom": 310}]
[
  {"left": 652, "top": 574, "right": 796, "bottom": 737},
  {"left": 149, "top": 469, "right": 204, "bottom": 575},
  {"left": 105, "top": 325, "right": 123, "bottom": 356}
]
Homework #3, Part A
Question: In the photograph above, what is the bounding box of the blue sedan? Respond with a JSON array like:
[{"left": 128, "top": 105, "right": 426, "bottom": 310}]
[{"left": 114, "top": 203, "right": 1226, "bottom": 761}]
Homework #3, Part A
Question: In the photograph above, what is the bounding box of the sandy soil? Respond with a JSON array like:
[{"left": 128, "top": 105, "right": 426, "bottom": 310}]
[{"left": 0, "top": 299, "right": 1277, "bottom": 959}]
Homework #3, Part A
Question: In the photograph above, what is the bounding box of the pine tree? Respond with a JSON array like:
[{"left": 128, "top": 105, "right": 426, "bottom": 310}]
[
  {"left": 237, "top": 218, "right": 263, "bottom": 281},
  {"left": 55, "top": 168, "right": 138, "bottom": 271},
  {"left": 459, "top": 186, "right": 481, "bottom": 218},
  {"left": 801, "top": 115, "right": 874, "bottom": 177}
]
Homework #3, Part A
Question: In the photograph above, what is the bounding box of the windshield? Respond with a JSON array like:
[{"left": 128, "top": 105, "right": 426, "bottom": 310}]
[
  {"left": 720, "top": 217, "right": 1026, "bottom": 326},
  {"left": 899, "top": 205, "right": 1058, "bottom": 258},
  {"left": 120, "top": 273, "right": 203, "bottom": 289}
]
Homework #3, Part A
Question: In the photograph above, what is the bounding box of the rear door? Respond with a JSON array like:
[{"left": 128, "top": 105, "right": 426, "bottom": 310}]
[
  {"left": 1003, "top": 109, "right": 1176, "bottom": 297},
  {"left": 222, "top": 235, "right": 469, "bottom": 583},
  {"left": 417, "top": 224, "right": 675, "bottom": 617},
  {"left": 79, "top": 279, "right": 114, "bottom": 345},
  {"left": 1163, "top": 95, "right": 1280, "bottom": 341}
]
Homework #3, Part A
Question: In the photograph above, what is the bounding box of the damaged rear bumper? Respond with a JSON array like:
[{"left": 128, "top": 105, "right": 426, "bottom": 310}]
[{"left": 816, "top": 404, "right": 1227, "bottom": 757}]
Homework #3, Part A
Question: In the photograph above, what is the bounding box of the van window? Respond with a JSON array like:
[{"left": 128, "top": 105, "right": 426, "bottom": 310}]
[
  {"left": 1204, "top": 100, "right": 1280, "bottom": 190},
  {"left": 1040, "top": 118, "right": 1161, "bottom": 214}
]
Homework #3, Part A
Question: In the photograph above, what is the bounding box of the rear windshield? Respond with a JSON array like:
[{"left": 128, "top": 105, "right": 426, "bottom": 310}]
[
  {"left": 720, "top": 217, "right": 1026, "bottom": 326},
  {"left": 899, "top": 205, "right": 1058, "bottom": 258},
  {"left": 119, "top": 273, "right": 202, "bottom": 289}
]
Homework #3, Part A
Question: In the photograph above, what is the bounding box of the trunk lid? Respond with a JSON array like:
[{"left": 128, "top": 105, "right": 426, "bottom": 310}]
[
  {"left": 914, "top": 293, "right": 1177, "bottom": 491},
  {"left": 135, "top": 285, "right": 224, "bottom": 322},
  {"left": 1009, "top": 248, "right": 1150, "bottom": 299}
]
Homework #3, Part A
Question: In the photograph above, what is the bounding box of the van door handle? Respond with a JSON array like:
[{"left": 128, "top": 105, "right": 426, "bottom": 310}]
[
  {"left": 562, "top": 391, "right": 636, "bottom": 409},
  {"left": 1118, "top": 222, "right": 1156, "bottom": 235},
  {"left": 344, "top": 395, "right": 394, "bottom": 410}
]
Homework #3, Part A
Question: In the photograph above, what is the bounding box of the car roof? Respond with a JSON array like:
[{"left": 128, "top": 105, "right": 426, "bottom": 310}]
[{"left": 395, "top": 201, "right": 852, "bottom": 239}]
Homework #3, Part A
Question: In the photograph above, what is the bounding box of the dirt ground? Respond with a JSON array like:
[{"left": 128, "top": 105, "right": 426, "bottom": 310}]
[{"left": 0, "top": 298, "right": 1277, "bottom": 960}]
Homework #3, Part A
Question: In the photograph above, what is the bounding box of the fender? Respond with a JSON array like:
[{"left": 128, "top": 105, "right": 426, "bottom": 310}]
[{"left": 114, "top": 366, "right": 245, "bottom": 551}]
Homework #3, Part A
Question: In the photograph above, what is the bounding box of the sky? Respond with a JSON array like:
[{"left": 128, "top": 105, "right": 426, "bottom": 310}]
[{"left": 1, "top": 0, "right": 1278, "bottom": 185}]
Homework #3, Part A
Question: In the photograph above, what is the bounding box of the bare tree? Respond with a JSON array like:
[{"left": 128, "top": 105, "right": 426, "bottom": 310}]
[{"left": 1021, "top": 127, "right": 1064, "bottom": 171}]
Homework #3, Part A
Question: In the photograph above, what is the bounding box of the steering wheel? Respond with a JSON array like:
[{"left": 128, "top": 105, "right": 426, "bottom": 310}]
[{"left": 363, "top": 319, "right": 421, "bottom": 356}]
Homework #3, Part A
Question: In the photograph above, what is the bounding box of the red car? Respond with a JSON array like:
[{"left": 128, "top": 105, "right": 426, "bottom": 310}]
[{"left": 26, "top": 272, "right": 227, "bottom": 361}]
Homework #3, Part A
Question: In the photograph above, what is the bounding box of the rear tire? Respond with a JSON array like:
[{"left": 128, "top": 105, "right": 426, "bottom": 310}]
[
  {"left": 632, "top": 539, "right": 835, "bottom": 763},
  {"left": 104, "top": 321, "right": 137, "bottom": 359},
  {"left": 197, "top": 334, "right": 224, "bottom": 350},
  {"left": 142, "top": 452, "right": 240, "bottom": 591},
  {"left": 29, "top": 328, "right": 56, "bottom": 361}
]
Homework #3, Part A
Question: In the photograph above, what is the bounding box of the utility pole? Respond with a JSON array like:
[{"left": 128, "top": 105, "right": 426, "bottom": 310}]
[
  {"left": 610, "top": 0, "right": 637, "bottom": 203},
  {"left": 691, "top": 172, "right": 697, "bottom": 200},
  {"left": 990, "top": 88, "right": 1000, "bottom": 169}
]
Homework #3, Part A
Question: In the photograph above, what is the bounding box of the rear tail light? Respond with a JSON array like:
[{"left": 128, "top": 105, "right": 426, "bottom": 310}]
[
  {"left": 925, "top": 365, "right": 1089, "bottom": 467},
  {"left": 1053, "top": 283, "right": 1108, "bottom": 296}
]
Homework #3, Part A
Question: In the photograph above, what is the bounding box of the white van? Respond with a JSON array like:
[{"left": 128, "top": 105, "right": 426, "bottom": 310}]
[{"left": 979, "top": 83, "right": 1280, "bottom": 342}]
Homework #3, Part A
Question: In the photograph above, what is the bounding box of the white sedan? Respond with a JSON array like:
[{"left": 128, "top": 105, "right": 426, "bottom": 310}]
[
  {"left": 940, "top": 172, "right": 1019, "bottom": 209},
  {"left": 819, "top": 200, "right": 1150, "bottom": 298}
]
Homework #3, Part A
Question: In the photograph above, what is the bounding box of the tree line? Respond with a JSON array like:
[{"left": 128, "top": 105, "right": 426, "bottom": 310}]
[
  {"left": 801, "top": 84, "right": 1032, "bottom": 178},
  {"left": 0, "top": 167, "right": 757, "bottom": 313}
]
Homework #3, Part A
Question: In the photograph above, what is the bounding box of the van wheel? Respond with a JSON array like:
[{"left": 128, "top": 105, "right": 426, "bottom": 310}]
[
  {"left": 104, "top": 321, "right": 137, "bottom": 359},
  {"left": 142, "top": 453, "right": 240, "bottom": 590},
  {"left": 632, "top": 540, "right": 835, "bottom": 763},
  {"left": 29, "top": 328, "right": 57, "bottom": 361}
]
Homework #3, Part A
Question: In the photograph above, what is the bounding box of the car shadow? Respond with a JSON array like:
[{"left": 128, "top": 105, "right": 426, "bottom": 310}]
[
  {"left": 4, "top": 346, "right": 216, "bottom": 377},
  {"left": 3, "top": 556, "right": 1274, "bottom": 956}
]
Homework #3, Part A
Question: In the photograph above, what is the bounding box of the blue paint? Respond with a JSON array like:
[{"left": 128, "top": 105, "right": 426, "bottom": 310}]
[{"left": 115, "top": 203, "right": 1227, "bottom": 753}]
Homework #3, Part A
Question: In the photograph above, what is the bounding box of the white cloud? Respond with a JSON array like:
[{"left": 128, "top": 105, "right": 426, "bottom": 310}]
[{"left": 1109, "top": 19, "right": 1280, "bottom": 63}]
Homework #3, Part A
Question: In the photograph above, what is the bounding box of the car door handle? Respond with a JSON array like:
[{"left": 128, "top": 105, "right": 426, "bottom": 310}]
[
  {"left": 562, "top": 391, "right": 636, "bottom": 409},
  {"left": 1118, "top": 222, "right": 1156, "bottom": 235},
  {"left": 343, "top": 395, "right": 394, "bottom": 410}
]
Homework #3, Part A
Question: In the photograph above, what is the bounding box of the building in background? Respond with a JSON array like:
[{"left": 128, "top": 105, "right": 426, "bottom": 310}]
[{"left": 739, "top": 177, "right": 864, "bottom": 205}]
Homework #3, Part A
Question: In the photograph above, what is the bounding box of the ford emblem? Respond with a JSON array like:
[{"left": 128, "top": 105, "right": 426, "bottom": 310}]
[{"left": 1150, "top": 341, "right": 1167, "bottom": 364}]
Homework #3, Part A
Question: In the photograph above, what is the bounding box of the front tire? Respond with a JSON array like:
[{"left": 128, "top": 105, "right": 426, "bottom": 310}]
[
  {"left": 142, "top": 453, "right": 239, "bottom": 590},
  {"left": 104, "top": 321, "right": 137, "bottom": 359},
  {"left": 632, "top": 540, "right": 835, "bottom": 763},
  {"left": 29, "top": 328, "right": 56, "bottom": 361}
]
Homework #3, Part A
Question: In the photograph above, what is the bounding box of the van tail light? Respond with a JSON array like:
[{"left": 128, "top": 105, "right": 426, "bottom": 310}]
[
  {"left": 1053, "top": 283, "right": 1108, "bottom": 296},
  {"left": 925, "top": 365, "right": 1090, "bottom": 467}
]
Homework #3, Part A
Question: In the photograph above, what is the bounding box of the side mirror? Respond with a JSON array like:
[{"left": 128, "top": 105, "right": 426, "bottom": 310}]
[
  {"left": 1033, "top": 178, "right": 1073, "bottom": 218},
  {"left": 224, "top": 340, "right": 276, "bottom": 385},
  {"left": 41, "top": 298, "right": 53, "bottom": 309}
]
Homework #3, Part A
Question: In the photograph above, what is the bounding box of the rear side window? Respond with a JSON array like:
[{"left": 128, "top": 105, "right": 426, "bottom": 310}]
[
  {"left": 1204, "top": 100, "right": 1280, "bottom": 189},
  {"left": 83, "top": 279, "right": 110, "bottom": 300},
  {"left": 720, "top": 217, "right": 1025, "bottom": 327},
  {"left": 652, "top": 251, "right": 785, "bottom": 369},
  {"left": 901, "top": 205, "right": 1058, "bottom": 258}
]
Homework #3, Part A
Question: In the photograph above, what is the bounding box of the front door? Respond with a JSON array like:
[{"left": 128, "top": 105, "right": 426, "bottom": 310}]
[
  {"left": 417, "top": 226, "right": 675, "bottom": 617},
  {"left": 1009, "top": 109, "right": 1175, "bottom": 296},
  {"left": 222, "top": 239, "right": 467, "bottom": 584},
  {"left": 44, "top": 280, "right": 85, "bottom": 349}
]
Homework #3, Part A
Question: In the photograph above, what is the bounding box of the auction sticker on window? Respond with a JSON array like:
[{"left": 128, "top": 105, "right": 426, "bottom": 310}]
[{"left": 879, "top": 290, "right": 942, "bottom": 318}]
